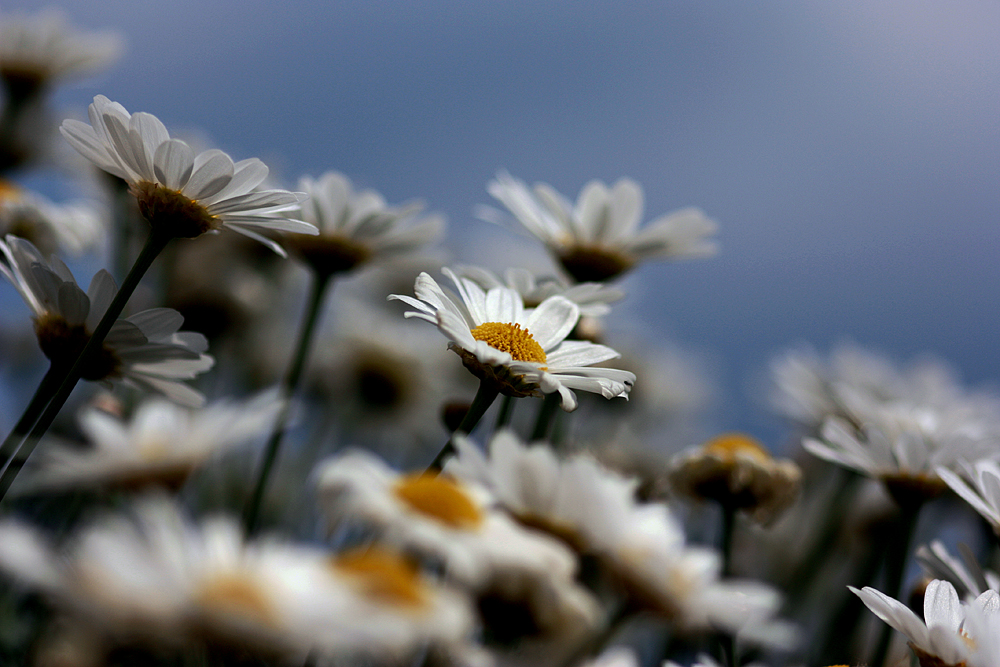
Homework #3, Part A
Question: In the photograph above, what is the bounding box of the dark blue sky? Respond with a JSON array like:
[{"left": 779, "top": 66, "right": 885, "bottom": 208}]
[{"left": 9, "top": 0, "right": 1000, "bottom": 442}]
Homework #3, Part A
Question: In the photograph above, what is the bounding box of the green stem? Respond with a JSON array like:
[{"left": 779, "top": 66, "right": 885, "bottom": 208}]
[
  {"left": 0, "top": 230, "right": 171, "bottom": 502},
  {"left": 428, "top": 379, "right": 500, "bottom": 472},
  {"left": 0, "top": 364, "right": 59, "bottom": 468},
  {"left": 720, "top": 502, "right": 737, "bottom": 578},
  {"left": 242, "top": 271, "right": 332, "bottom": 536},
  {"left": 869, "top": 502, "right": 923, "bottom": 667},
  {"left": 494, "top": 394, "right": 515, "bottom": 430},
  {"left": 530, "top": 392, "right": 561, "bottom": 441}
]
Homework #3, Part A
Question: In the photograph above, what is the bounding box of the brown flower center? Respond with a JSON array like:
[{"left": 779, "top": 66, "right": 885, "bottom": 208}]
[
  {"left": 132, "top": 181, "right": 218, "bottom": 239},
  {"left": 196, "top": 574, "right": 276, "bottom": 628},
  {"left": 34, "top": 313, "right": 119, "bottom": 381},
  {"left": 470, "top": 322, "right": 547, "bottom": 364},
  {"left": 284, "top": 233, "right": 371, "bottom": 276},
  {"left": 557, "top": 245, "right": 633, "bottom": 283},
  {"left": 393, "top": 472, "right": 484, "bottom": 529}
]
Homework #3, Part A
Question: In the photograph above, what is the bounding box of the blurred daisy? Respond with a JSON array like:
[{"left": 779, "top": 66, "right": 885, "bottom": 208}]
[
  {"left": 936, "top": 459, "right": 1000, "bottom": 535},
  {"left": 482, "top": 171, "right": 717, "bottom": 282},
  {"left": 454, "top": 265, "right": 624, "bottom": 318},
  {"left": 804, "top": 401, "right": 1000, "bottom": 507},
  {"left": 852, "top": 579, "right": 999, "bottom": 667},
  {"left": 0, "top": 179, "right": 103, "bottom": 254},
  {"left": 1, "top": 235, "right": 213, "bottom": 405},
  {"left": 668, "top": 433, "right": 801, "bottom": 525},
  {"left": 17, "top": 391, "right": 283, "bottom": 493},
  {"left": 316, "top": 450, "right": 599, "bottom": 626},
  {"left": 389, "top": 268, "right": 634, "bottom": 411},
  {"left": 0, "top": 495, "right": 475, "bottom": 662},
  {"left": 917, "top": 540, "right": 1000, "bottom": 599},
  {"left": 446, "top": 431, "right": 791, "bottom": 643},
  {"left": 0, "top": 9, "right": 122, "bottom": 98},
  {"left": 59, "top": 95, "right": 316, "bottom": 253},
  {"left": 285, "top": 171, "right": 443, "bottom": 275}
]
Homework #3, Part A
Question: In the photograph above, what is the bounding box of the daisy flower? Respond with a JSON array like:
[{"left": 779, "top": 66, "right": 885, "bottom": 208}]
[
  {"left": 17, "top": 391, "right": 283, "bottom": 493},
  {"left": 482, "top": 171, "right": 717, "bottom": 283},
  {"left": 388, "top": 268, "right": 634, "bottom": 411},
  {"left": 285, "top": 171, "right": 444, "bottom": 275},
  {"left": 804, "top": 400, "right": 1000, "bottom": 507},
  {"left": 851, "top": 579, "right": 999, "bottom": 667},
  {"left": 59, "top": 95, "right": 316, "bottom": 253},
  {"left": 0, "top": 9, "right": 122, "bottom": 97},
  {"left": 454, "top": 265, "right": 624, "bottom": 318},
  {"left": 668, "top": 432, "right": 802, "bottom": 525},
  {"left": 0, "top": 495, "right": 475, "bottom": 663},
  {"left": 917, "top": 540, "right": 1000, "bottom": 599},
  {"left": 315, "top": 449, "right": 600, "bottom": 645},
  {"left": 446, "top": 431, "right": 792, "bottom": 643},
  {"left": 1, "top": 235, "right": 213, "bottom": 405},
  {"left": 936, "top": 459, "right": 1000, "bottom": 535},
  {"left": 0, "top": 178, "right": 103, "bottom": 254}
]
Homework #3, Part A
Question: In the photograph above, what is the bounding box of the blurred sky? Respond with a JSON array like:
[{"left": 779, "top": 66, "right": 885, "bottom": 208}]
[{"left": 6, "top": 0, "right": 1000, "bottom": 444}]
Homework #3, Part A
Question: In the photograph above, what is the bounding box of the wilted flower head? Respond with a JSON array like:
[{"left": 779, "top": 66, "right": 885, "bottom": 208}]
[
  {"left": 285, "top": 171, "right": 444, "bottom": 276},
  {"left": 482, "top": 171, "right": 718, "bottom": 282},
  {"left": 389, "top": 268, "right": 634, "bottom": 411},
  {"left": 668, "top": 433, "right": 802, "bottom": 525},
  {"left": 60, "top": 95, "right": 316, "bottom": 252},
  {"left": 1, "top": 235, "right": 213, "bottom": 405}
]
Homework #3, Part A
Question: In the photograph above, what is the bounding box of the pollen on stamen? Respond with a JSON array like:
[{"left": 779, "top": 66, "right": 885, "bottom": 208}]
[
  {"left": 470, "top": 322, "right": 547, "bottom": 364},
  {"left": 393, "top": 473, "right": 484, "bottom": 529}
]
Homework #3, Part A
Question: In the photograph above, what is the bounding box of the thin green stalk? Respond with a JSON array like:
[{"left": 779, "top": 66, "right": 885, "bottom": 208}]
[
  {"left": 428, "top": 379, "right": 500, "bottom": 472},
  {"left": 242, "top": 271, "right": 332, "bottom": 535},
  {"left": 494, "top": 394, "right": 515, "bottom": 430},
  {"left": 0, "top": 364, "right": 59, "bottom": 468},
  {"left": 0, "top": 230, "right": 172, "bottom": 502},
  {"left": 530, "top": 392, "right": 561, "bottom": 441},
  {"left": 869, "top": 502, "right": 923, "bottom": 667}
]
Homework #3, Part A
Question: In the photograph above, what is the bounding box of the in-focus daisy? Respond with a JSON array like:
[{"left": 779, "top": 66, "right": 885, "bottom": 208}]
[
  {"left": 389, "top": 268, "right": 634, "bottom": 411},
  {"left": 17, "top": 391, "right": 283, "bottom": 493},
  {"left": 668, "top": 433, "right": 801, "bottom": 525},
  {"left": 60, "top": 95, "right": 316, "bottom": 253},
  {"left": 0, "top": 179, "right": 103, "bottom": 254},
  {"left": 0, "top": 9, "right": 122, "bottom": 98},
  {"left": 1, "top": 235, "right": 213, "bottom": 405},
  {"left": 852, "top": 579, "right": 999, "bottom": 667},
  {"left": 446, "top": 431, "right": 792, "bottom": 644},
  {"left": 481, "top": 171, "right": 718, "bottom": 283},
  {"left": 0, "top": 495, "right": 475, "bottom": 663},
  {"left": 285, "top": 171, "right": 443, "bottom": 275}
]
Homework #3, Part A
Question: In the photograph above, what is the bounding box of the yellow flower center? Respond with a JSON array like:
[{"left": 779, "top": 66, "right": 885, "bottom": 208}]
[
  {"left": 703, "top": 433, "right": 772, "bottom": 463},
  {"left": 470, "top": 322, "right": 547, "bottom": 363},
  {"left": 393, "top": 473, "right": 484, "bottom": 529},
  {"left": 132, "top": 181, "right": 219, "bottom": 239},
  {"left": 196, "top": 573, "right": 275, "bottom": 628},
  {"left": 331, "top": 547, "right": 427, "bottom": 607},
  {"left": 0, "top": 179, "right": 22, "bottom": 203}
]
